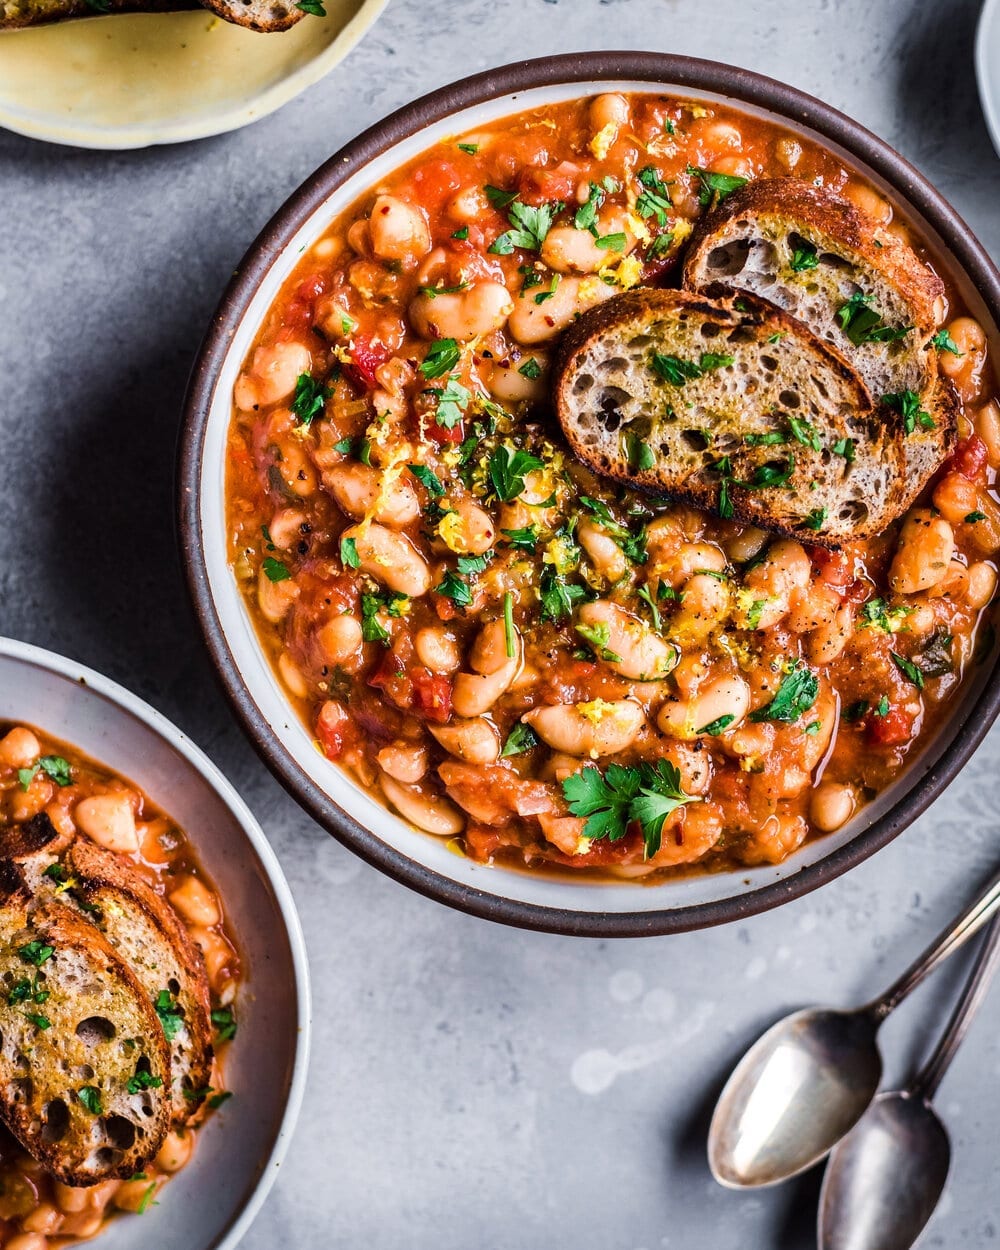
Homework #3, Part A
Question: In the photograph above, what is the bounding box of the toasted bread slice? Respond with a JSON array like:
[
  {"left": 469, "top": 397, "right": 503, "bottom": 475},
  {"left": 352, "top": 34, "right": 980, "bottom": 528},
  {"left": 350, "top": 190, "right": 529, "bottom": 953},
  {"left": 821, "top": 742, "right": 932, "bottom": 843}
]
[
  {"left": 65, "top": 841, "right": 212, "bottom": 1123},
  {"left": 683, "top": 178, "right": 954, "bottom": 501},
  {"left": 0, "top": 813, "right": 60, "bottom": 862},
  {"left": 0, "top": 891, "right": 171, "bottom": 1185},
  {"left": 198, "top": 0, "right": 305, "bottom": 31},
  {"left": 553, "top": 288, "right": 907, "bottom": 545},
  {"left": 0, "top": 0, "right": 195, "bottom": 27}
]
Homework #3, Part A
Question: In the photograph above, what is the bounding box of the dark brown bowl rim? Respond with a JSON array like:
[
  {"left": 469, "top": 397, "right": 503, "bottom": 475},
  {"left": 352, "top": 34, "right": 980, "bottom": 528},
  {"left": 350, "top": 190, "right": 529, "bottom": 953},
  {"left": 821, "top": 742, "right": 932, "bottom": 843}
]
[{"left": 177, "top": 50, "right": 1000, "bottom": 938}]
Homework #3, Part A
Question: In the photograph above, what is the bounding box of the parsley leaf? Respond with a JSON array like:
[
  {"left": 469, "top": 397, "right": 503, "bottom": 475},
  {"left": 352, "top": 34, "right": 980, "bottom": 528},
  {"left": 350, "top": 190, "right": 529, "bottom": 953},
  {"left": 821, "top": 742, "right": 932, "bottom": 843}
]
[
  {"left": 485, "top": 185, "right": 518, "bottom": 209},
  {"left": 291, "top": 373, "right": 331, "bottom": 429},
  {"left": 539, "top": 566, "right": 588, "bottom": 622},
  {"left": 563, "top": 760, "right": 698, "bottom": 859},
  {"left": 436, "top": 570, "right": 473, "bottom": 608},
  {"left": 19, "top": 941, "right": 54, "bottom": 968},
  {"left": 883, "top": 389, "right": 935, "bottom": 434},
  {"left": 931, "top": 328, "right": 962, "bottom": 356},
  {"left": 650, "top": 351, "right": 734, "bottom": 386},
  {"left": 501, "top": 525, "right": 539, "bottom": 553},
  {"left": 490, "top": 198, "right": 559, "bottom": 254},
  {"left": 837, "top": 292, "right": 913, "bottom": 346},
  {"left": 127, "top": 1069, "right": 164, "bottom": 1094},
  {"left": 487, "top": 445, "right": 544, "bottom": 502},
  {"left": 211, "top": 1007, "right": 238, "bottom": 1042},
  {"left": 790, "top": 241, "right": 819, "bottom": 272},
  {"left": 407, "top": 464, "right": 444, "bottom": 495},
  {"left": 518, "top": 357, "right": 542, "bottom": 380},
  {"left": 419, "top": 339, "right": 461, "bottom": 379},
  {"left": 501, "top": 723, "right": 539, "bottom": 757},
  {"left": 429, "top": 377, "right": 472, "bottom": 430},
  {"left": 635, "top": 166, "right": 673, "bottom": 225},
  {"left": 623, "top": 432, "right": 655, "bottom": 472},
  {"left": 154, "top": 989, "right": 184, "bottom": 1043},
  {"left": 262, "top": 557, "right": 291, "bottom": 583},
  {"left": 78, "top": 1086, "right": 103, "bottom": 1115},
  {"left": 340, "top": 536, "right": 360, "bottom": 569},
  {"left": 686, "top": 164, "right": 748, "bottom": 207},
  {"left": 803, "top": 507, "right": 827, "bottom": 532},
  {"left": 697, "top": 713, "right": 736, "bottom": 736},
  {"left": 574, "top": 182, "right": 606, "bottom": 234},
  {"left": 891, "top": 651, "right": 925, "bottom": 690},
  {"left": 574, "top": 621, "right": 624, "bottom": 664},
  {"left": 749, "top": 661, "right": 819, "bottom": 723}
]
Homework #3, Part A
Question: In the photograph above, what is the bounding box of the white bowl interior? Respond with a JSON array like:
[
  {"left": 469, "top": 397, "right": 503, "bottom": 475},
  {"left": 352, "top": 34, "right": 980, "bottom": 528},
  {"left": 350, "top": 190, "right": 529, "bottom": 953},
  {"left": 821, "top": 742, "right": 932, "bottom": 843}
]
[
  {"left": 0, "top": 639, "right": 309, "bottom": 1250},
  {"left": 199, "top": 78, "right": 1000, "bottom": 919}
]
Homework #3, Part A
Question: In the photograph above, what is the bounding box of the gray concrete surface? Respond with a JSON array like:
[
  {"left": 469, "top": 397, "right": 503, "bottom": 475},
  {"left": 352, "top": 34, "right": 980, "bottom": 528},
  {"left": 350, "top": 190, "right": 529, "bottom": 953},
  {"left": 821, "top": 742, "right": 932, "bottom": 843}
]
[{"left": 2, "top": 1, "right": 1000, "bottom": 1246}]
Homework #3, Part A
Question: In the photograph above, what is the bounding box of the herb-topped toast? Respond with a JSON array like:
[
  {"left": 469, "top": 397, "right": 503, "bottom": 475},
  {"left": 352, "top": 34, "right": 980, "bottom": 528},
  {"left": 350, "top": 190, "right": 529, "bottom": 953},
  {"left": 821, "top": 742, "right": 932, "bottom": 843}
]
[
  {"left": 682, "top": 178, "right": 956, "bottom": 504},
  {"left": 553, "top": 288, "right": 905, "bottom": 545},
  {"left": 65, "top": 840, "right": 213, "bottom": 1123},
  {"left": 0, "top": 866, "right": 172, "bottom": 1185}
]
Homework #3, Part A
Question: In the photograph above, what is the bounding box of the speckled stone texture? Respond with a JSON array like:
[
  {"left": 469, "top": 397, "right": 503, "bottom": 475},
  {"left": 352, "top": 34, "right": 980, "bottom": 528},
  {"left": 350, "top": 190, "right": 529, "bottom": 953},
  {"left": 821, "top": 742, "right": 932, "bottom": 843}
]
[{"left": 2, "top": 1, "right": 1000, "bottom": 1246}]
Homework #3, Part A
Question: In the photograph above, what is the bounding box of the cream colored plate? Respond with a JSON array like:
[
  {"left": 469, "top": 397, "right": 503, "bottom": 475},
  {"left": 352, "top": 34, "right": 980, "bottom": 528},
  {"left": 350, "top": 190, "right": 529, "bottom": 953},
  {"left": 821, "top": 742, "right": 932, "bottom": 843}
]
[{"left": 0, "top": 0, "right": 387, "bottom": 149}]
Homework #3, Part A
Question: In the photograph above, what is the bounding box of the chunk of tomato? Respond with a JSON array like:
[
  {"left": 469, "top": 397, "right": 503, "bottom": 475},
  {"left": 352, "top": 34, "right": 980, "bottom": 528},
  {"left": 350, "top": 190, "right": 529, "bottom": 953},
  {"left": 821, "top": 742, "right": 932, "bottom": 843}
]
[
  {"left": 410, "top": 668, "right": 453, "bottom": 724},
  {"left": 316, "top": 700, "right": 350, "bottom": 760},
  {"left": 944, "top": 435, "right": 988, "bottom": 482},
  {"left": 346, "top": 335, "right": 391, "bottom": 390},
  {"left": 868, "top": 706, "right": 913, "bottom": 745},
  {"left": 368, "top": 651, "right": 413, "bottom": 711}
]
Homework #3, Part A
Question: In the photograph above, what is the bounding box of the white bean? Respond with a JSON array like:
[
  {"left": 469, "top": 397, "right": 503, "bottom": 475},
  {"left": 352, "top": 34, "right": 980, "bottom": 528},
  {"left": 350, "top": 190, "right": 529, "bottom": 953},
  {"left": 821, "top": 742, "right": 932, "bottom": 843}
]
[
  {"left": 380, "top": 774, "right": 465, "bottom": 835},
  {"left": 369, "top": 195, "right": 431, "bottom": 267},
  {"left": 810, "top": 782, "right": 855, "bottom": 832},
  {"left": 74, "top": 793, "right": 138, "bottom": 853},
  {"left": 415, "top": 627, "right": 461, "bottom": 674},
  {"left": 323, "top": 462, "right": 420, "bottom": 528},
  {"left": 657, "top": 674, "right": 751, "bottom": 741},
  {"left": 524, "top": 699, "right": 645, "bottom": 757},
  {"left": 341, "top": 523, "right": 431, "bottom": 596},
  {"left": 376, "top": 741, "right": 428, "bottom": 783},
  {"left": 507, "top": 274, "right": 614, "bottom": 345},
  {"left": 429, "top": 718, "right": 501, "bottom": 765},
  {"left": 234, "top": 341, "right": 312, "bottom": 410},
  {"left": 410, "top": 280, "right": 513, "bottom": 341},
  {"left": 889, "top": 510, "right": 955, "bottom": 595},
  {"left": 452, "top": 619, "right": 521, "bottom": 717},
  {"left": 576, "top": 601, "right": 676, "bottom": 680}
]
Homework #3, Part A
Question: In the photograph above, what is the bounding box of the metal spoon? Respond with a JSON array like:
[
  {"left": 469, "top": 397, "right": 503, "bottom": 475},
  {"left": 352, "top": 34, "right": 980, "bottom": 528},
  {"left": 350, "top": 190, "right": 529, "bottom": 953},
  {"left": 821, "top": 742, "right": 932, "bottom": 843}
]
[
  {"left": 817, "top": 915, "right": 1000, "bottom": 1250},
  {"left": 708, "top": 870, "right": 1000, "bottom": 1188}
]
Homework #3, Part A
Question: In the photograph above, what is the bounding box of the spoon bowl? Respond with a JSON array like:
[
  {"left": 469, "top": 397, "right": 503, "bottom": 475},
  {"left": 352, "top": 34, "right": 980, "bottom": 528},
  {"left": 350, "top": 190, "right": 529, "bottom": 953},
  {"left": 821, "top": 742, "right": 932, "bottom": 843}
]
[
  {"left": 709, "top": 1007, "right": 883, "bottom": 1188},
  {"left": 818, "top": 1092, "right": 951, "bottom": 1250}
]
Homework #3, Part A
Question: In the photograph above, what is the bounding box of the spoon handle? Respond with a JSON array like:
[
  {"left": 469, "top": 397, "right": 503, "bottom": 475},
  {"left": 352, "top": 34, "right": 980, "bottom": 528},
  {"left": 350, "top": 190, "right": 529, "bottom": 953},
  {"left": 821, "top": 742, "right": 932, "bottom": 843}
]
[
  {"left": 910, "top": 915, "right": 1000, "bottom": 1102},
  {"left": 869, "top": 870, "right": 1000, "bottom": 1020}
]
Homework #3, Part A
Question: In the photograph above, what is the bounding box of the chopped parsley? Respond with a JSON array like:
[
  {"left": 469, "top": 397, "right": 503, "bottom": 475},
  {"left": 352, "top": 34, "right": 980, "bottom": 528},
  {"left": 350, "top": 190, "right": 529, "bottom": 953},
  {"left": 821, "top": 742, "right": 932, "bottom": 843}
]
[
  {"left": 18, "top": 756, "right": 72, "bottom": 791},
  {"left": 78, "top": 1086, "right": 103, "bottom": 1115},
  {"left": 127, "top": 1069, "right": 164, "bottom": 1094},
  {"left": 623, "top": 432, "right": 655, "bottom": 472},
  {"left": 451, "top": 226, "right": 470, "bottom": 240},
  {"left": 419, "top": 338, "right": 461, "bottom": 379},
  {"left": 18, "top": 941, "right": 54, "bottom": 968},
  {"left": 836, "top": 292, "right": 913, "bottom": 346},
  {"left": 490, "top": 198, "right": 560, "bottom": 254},
  {"left": 209, "top": 1091, "right": 233, "bottom": 1110},
  {"left": 595, "top": 231, "right": 627, "bottom": 251},
  {"left": 539, "top": 566, "right": 588, "bottom": 623},
  {"left": 211, "top": 1007, "right": 237, "bottom": 1042},
  {"left": 749, "top": 661, "right": 819, "bottom": 723},
  {"left": 842, "top": 700, "right": 870, "bottom": 722},
  {"left": 859, "top": 597, "right": 913, "bottom": 633},
  {"left": 891, "top": 651, "right": 925, "bottom": 690},
  {"left": 291, "top": 373, "right": 331, "bottom": 429},
  {"left": 154, "top": 989, "right": 184, "bottom": 1043},
  {"left": 635, "top": 166, "right": 673, "bottom": 226},
  {"left": 882, "top": 389, "right": 935, "bottom": 434},
  {"left": 262, "top": 557, "right": 291, "bottom": 583},
  {"left": 503, "top": 592, "right": 517, "bottom": 659},
  {"left": 650, "top": 350, "right": 734, "bottom": 385},
  {"left": 501, "top": 723, "right": 539, "bottom": 757},
  {"left": 518, "top": 357, "right": 543, "bottom": 380},
  {"left": 26, "top": 1013, "right": 51, "bottom": 1031},
  {"left": 965, "top": 510, "right": 987, "bottom": 524},
  {"left": 428, "top": 377, "right": 472, "bottom": 430},
  {"left": 533, "top": 274, "right": 561, "bottom": 304},
  {"left": 339, "top": 536, "right": 360, "bottom": 569},
  {"left": 803, "top": 507, "right": 828, "bottom": 531},
  {"left": 697, "top": 713, "right": 736, "bottom": 736},
  {"left": 790, "top": 241, "right": 819, "bottom": 272},
  {"left": 686, "top": 164, "right": 748, "bottom": 207},
  {"left": 832, "top": 437, "right": 856, "bottom": 463},
  {"left": 485, "top": 185, "right": 518, "bottom": 209},
  {"left": 407, "top": 464, "right": 444, "bottom": 496},
  {"left": 931, "top": 328, "right": 962, "bottom": 356},
  {"left": 575, "top": 182, "right": 606, "bottom": 233},
  {"left": 457, "top": 142, "right": 479, "bottom": 155},
  {"left": 360, "top": 591, "right": 406, "bottom": 644},
  {"left": 487, "top": 445, "right": 544, "bottom": 502},
  {"left": 435, "top": 570, "right": 474, "bottom": 608},
  {"left": 563, "top": 760, "right": 699, "bottom": 859},
  {"left": 500, "top": 525, "right": 539, "bottom": 553},
  {"left": 574, "top": 621, "right": 624, "bottom": 664}
]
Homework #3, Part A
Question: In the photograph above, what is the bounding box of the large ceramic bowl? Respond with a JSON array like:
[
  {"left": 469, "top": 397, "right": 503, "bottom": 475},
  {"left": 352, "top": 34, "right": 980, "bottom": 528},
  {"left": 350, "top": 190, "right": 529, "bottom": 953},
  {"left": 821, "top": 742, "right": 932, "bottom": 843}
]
[
  {"left": 179, "top": 51, "right": 1000, "bottom": 938},
  {"left": 0, "top": 637, "right": 310, "bottom": 1249}
]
